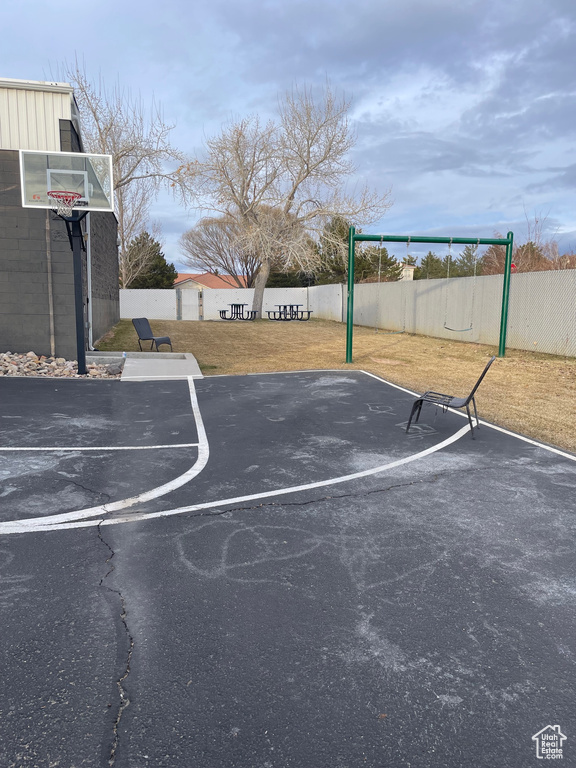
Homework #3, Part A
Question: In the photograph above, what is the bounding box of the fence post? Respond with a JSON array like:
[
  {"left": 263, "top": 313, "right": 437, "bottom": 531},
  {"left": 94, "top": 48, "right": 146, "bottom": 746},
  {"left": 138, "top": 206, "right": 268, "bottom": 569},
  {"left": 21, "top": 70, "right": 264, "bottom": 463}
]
[
  {"left": 176, "top": 288, "right": 182, "bottom": 320},
  {"left": 498, "top": 231, "right": 514, "bottom": 357}
]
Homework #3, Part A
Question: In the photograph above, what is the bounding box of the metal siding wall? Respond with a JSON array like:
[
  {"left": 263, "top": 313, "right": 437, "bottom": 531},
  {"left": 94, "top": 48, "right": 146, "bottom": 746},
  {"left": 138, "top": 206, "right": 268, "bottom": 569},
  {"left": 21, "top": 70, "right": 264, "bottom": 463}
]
[
  {"left": 0, "top": 90, "right": 13, "bottom": 147},
  {"left": 0, "top": 88, "right": 70, "bottom": 151}
]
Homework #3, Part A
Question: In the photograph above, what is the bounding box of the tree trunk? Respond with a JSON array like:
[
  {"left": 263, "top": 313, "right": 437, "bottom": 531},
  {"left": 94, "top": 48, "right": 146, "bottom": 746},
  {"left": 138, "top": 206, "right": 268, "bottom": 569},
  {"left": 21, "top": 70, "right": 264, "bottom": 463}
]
[{"left": 251, "top": 258, "right": 271, "bottom": 317}]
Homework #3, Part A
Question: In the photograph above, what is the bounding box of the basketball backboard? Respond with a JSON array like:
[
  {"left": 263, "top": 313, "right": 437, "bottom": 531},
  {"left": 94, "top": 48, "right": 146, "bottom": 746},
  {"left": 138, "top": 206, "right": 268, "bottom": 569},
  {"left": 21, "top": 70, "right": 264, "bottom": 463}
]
[{"left": 19, "top": 150, "right": 114, "bottom": 213}]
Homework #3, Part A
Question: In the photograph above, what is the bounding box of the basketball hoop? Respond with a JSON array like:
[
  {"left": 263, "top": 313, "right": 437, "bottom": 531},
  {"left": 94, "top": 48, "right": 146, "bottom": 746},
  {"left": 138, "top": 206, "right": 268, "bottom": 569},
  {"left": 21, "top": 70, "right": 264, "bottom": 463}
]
[{"left": 47, "top": 191, "right": 82, "bottom": 217}]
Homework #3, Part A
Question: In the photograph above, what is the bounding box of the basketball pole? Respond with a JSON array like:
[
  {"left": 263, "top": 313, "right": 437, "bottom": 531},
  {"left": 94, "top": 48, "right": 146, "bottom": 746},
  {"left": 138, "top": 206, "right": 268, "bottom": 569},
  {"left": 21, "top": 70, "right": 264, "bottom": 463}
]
[{"left": 66, "top": 213, "right": 88, "bottom": 376}]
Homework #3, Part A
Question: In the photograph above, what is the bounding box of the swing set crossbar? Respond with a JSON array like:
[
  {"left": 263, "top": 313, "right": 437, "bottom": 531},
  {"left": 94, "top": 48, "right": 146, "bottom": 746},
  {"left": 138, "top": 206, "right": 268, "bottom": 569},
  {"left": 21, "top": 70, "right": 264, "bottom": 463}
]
[
  {"left": 346, "top": 228, "right": 515, "bottom": 363},
  {"left": 352, "top": 234, "right": 510, "bottom": 246}
]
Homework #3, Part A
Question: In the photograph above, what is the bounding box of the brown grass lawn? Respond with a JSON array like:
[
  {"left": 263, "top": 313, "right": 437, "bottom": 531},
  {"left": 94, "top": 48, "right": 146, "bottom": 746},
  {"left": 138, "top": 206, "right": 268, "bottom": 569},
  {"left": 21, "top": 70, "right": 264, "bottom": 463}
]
[{"left": 97, "top": 318, "right": 576, "bottom": 454}]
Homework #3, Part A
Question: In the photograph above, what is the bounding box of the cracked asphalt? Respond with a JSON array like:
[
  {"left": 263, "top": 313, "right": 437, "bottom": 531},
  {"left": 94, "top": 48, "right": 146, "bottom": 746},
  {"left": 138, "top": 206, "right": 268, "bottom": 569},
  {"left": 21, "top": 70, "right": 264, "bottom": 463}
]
[{"left": 1, "top": 371, "right": 575, "bottom": 767}]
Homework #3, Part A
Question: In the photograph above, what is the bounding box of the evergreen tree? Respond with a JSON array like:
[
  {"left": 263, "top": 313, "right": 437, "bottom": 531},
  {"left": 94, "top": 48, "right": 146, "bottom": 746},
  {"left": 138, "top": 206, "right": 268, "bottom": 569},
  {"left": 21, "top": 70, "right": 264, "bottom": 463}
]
[
  {"left": 414, "top": 251, "right": 444, "bottom": 279},
  {"left": 357, "top": 245, "right": 403, "bottom": 282},
  {"left": 441, "top": 253, "right": 453, "bottom": 278},
  {"left": 314, "top": 218, "right": 402, "bottom": 284},
  {"left": 453, "top": 244, "right": 483, "bottom": 277},
  {"left": 266, "top": 270, "right": 314, "bottom": 287},
  {"left": 314, "top": 216, "right": 353, "bottom": 284},
  {"left": 127, "top": 233, "right": 178, "bottom": 288}
]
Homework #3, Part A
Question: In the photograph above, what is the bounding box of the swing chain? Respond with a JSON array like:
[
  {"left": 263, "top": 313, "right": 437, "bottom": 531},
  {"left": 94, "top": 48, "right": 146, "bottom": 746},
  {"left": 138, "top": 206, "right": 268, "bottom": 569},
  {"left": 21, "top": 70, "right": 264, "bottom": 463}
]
[
  {"left": 474, "top": 239, "right": 480, "bottom": 277},
  {"left": 443, "top": 236, "right": 477, "bottom": 333}
]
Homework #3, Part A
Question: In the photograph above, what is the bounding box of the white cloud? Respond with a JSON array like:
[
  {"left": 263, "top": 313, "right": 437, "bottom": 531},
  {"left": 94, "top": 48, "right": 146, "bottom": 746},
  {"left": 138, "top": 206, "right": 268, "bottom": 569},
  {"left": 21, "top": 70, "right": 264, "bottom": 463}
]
[{"left": 1, "top": 0, "right": 575, "bottom": 261}]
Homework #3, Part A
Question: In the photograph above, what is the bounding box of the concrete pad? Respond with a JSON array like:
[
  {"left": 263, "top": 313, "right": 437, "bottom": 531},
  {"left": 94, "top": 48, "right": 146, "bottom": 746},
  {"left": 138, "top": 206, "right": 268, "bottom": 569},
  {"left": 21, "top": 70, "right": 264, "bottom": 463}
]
[
  {"left": 120, "top": 352, "right": 203, "bottom": 381},
  {"left": 88, "top": 350, "right": 203, "bottom": 381}
]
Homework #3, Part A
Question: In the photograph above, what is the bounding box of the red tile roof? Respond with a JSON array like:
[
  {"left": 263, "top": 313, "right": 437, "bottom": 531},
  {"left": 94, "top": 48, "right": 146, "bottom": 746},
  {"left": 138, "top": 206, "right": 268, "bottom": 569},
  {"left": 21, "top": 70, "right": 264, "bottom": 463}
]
[{"left": 174, "top": 273, "right": 247, "bottom": 289}]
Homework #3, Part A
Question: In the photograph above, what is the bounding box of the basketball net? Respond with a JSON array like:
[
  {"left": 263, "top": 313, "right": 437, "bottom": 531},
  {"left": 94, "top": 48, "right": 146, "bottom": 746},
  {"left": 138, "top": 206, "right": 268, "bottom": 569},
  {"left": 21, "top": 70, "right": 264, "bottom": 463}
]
[{"left": 47, "top": 191, "right": 82, "bottom": 217}]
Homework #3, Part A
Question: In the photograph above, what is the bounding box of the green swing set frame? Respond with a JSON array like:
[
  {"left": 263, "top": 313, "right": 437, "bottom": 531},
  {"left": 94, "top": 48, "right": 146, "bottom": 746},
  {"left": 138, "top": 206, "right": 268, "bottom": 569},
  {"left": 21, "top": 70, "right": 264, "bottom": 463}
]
[{"left": 345, "top": 228, "right": 514, "bottom": 363}]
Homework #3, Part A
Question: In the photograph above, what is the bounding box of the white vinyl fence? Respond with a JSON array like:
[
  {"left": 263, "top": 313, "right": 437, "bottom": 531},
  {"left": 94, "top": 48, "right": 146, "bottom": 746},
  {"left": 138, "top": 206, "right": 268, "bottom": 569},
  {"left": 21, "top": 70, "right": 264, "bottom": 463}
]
[
  {"left": 351, "top": 271, "right": 576, "bottom": 356},
  {"left": 120, "top": 285, "right": 344, "bottom": 322},
  {"left": 120, "top": 288, "right": 199, "bottom": 321},
  {"left": 119, "top": 270, "right": 576, "bottom": 357},
  {"left": 353, "top": 275, "right": 503, "bottom": 345},
  {"left": 309, "top": 284, "right": 344, "bottom": 322},
  {"left": 202, "top": 287, "right": 309, "bottom": 320}
]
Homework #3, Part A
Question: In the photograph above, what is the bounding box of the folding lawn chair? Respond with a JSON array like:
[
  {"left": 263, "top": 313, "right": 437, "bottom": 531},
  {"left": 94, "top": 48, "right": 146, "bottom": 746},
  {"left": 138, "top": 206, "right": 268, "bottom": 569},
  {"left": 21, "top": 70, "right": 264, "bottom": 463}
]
[
  {"left": 132, "top": 318, "right": 173, "bottom": 352},
  {"left": 406, "top": 356, "right": 496, "bottom": 438}
]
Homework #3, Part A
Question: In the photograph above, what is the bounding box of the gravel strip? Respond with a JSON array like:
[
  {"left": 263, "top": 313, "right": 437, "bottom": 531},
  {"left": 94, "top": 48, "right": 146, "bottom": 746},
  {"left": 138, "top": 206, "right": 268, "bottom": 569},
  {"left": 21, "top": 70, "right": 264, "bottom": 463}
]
[{"left": 0, "top": 351, "right": 122, "bottom": 379}]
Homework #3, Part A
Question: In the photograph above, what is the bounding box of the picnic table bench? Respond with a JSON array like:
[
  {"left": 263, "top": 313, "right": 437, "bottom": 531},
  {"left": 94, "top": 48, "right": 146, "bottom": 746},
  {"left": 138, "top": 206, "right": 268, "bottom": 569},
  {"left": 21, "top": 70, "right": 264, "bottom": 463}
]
[
  {"left": 266, "top": 304, "right": 313, "bottom": 321},
  {"left": 219, "top": 303, "right": 257, "bottom": 321}
]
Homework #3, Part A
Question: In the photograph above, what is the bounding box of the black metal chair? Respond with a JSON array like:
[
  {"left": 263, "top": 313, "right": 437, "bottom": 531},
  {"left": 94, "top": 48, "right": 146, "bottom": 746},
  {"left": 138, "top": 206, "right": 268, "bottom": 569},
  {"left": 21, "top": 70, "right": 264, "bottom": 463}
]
[
  {"left": 131, "top": 318, "right": 172, "bottom": 352},
  {"left": 406, "top": 356, "right": 496, "bottom": 437}
]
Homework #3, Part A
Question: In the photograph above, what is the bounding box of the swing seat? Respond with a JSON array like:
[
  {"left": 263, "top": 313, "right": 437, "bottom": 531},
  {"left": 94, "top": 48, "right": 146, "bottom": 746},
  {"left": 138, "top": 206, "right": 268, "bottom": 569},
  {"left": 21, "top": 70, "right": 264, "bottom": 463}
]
[{"left": 406, "top": 356, "right": 495, "bottom": 438}]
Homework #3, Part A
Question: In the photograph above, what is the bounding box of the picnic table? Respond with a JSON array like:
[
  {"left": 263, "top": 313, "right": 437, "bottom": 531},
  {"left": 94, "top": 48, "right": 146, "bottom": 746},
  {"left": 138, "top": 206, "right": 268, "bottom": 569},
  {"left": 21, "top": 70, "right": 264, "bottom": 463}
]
[
  {"left": 266, "top": 304, "right": 313, "bottom": 321},
  {"left": 219, "top": 303, "right": 257, "bottom": 321}
]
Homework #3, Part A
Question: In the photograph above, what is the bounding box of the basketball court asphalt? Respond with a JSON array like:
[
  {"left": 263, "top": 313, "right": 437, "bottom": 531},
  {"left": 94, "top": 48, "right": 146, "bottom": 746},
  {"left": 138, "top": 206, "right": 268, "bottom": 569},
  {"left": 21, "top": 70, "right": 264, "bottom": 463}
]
[{"left": 1, "top": 369, "right": 575, "bottom": 768}]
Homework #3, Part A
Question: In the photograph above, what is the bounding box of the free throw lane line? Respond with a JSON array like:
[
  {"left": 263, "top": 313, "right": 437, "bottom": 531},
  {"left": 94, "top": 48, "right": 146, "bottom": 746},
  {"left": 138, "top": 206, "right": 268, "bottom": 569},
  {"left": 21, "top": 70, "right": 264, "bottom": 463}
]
[
  {"left": 0, "top": 378, "right": 209, "bottom": 533},
  {"left": 0, "top": 444, "right": 200, "bottom": 452}
]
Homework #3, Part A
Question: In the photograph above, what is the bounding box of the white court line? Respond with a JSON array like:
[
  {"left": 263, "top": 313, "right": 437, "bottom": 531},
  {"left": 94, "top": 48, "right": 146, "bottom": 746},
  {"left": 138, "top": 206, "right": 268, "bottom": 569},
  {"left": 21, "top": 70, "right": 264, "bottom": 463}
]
[
  {"left": 361, "top": 370, "right": 576, "bottom": 462},
  {"left": 473, "top": 421, "right": 576, "bottom": 462},
  {"left": 0, "top": 443, "right": 200, "bottom": 452},
  {"left": 210, "top": 367, "right": 576, "bottom": 464},
  {"left": 2, "top": 423, "right": 473, "bottom": 533},
  {"left": 0, "top": 378, "right": 209, "bottom": 533},
  {"left": 3, "top": 369, "right": 574, "bottom": 535},
  {"left": 206, "top": 368, "right": 359, "bottom": 378},
  {"left": 121, "top": 376, "right": 203, "bottom": 381}
]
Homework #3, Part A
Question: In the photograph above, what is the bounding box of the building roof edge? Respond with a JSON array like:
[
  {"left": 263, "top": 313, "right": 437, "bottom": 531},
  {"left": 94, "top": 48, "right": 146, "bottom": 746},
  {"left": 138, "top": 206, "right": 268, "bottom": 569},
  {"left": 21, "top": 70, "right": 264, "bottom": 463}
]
[{"left": 0, "top": 77, "right": 73, "bottom": 95}]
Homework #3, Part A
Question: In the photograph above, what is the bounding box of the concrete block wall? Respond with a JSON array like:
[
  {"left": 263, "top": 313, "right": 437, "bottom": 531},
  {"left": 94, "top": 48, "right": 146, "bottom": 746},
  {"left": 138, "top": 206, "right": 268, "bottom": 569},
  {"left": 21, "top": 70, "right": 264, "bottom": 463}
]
[
  {"left": 89, "top": 211, "right": 119, "bottom": 344},
  {"left": 0, "top": 149, "right": 119, "bottom": 359},
  {"left": 1, "top": 150, "right": 59, "bottom": 355}
]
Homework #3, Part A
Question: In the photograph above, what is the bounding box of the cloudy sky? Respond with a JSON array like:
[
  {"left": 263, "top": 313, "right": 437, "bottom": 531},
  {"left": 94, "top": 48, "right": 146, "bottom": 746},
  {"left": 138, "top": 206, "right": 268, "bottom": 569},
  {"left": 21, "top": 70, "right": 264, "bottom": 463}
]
[{"left": 3, "top": 0, "right": 575, "bottom": 268}]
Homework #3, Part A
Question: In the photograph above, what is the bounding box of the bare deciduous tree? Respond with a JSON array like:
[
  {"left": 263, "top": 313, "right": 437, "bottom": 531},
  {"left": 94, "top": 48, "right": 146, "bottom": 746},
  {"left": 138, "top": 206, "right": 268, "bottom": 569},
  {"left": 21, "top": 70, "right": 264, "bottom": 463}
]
[
  {"left": 483, "top": 211, "right": 573, "bottom": 275},
  {"left": 179, "top": 216, "right": 260, "bottom": 288},
  {"left": 177, "top": 84, "right": 392, "bottom": 314},
  {"left": 65, "top": 63, "right": 186, "bottom": 285}
]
